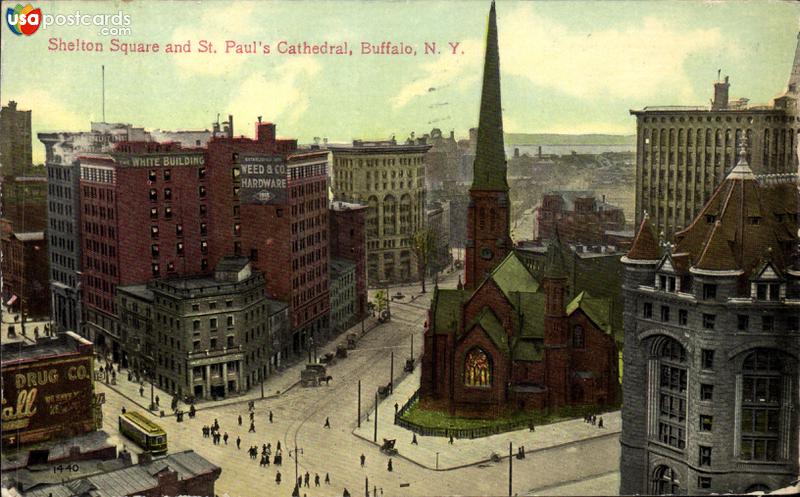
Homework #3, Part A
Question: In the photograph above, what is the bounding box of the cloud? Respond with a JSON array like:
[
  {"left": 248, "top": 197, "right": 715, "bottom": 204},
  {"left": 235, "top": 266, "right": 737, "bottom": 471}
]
[
  {"left": 225, "top": 58, "right": 322, "bottom": 128},
  {"left": 499, "top": 6, "right": 725, "bottom": 100},
  {"left": 170, "top": 2, "right": 263, "bottom": 77},
  {"left": 392, "top": 39, "right": 483, "bottom": 109}
]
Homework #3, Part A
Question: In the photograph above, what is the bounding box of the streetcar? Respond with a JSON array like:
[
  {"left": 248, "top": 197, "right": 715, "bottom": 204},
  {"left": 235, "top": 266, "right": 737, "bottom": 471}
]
[{"left": 119, "top": 411, "right": 168, "bottom": 455}]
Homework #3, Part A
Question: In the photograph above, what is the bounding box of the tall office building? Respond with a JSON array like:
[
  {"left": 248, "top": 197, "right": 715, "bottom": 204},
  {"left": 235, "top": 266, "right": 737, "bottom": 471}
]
[
  {"left": 329, "top": 138, "right": 429, "bottom": 285},
  {"left": 619, "top": 148, "right": 799, "bottom": 494},
  {"left": 0, "top": 101, "right": 32, "bottom": 176},
  {"left": 630, "top": 36, "right": 800, "bottom": 238}
]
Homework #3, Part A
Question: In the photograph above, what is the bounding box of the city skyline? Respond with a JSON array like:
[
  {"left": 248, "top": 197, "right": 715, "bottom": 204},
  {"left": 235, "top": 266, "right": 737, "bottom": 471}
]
[{"left": 1, "top": 0, "right": 798, "bottom": 164}]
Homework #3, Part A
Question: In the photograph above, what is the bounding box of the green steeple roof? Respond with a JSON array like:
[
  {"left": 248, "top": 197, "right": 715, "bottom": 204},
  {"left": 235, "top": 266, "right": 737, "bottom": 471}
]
[{"left": 470, "top": 1, "right": 508, "bottom": 192}]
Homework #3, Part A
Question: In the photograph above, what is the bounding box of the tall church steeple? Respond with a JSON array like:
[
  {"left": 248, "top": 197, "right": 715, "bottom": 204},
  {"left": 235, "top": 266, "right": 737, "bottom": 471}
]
[
  {"left": 788, "top": 31, "right": 800, "bottom": 93},
  {"left": 471, "top": 0, "right": 508, "bottom": 192},
  {"left": 465, "top": 1, "right": 512, "bottom": 289}
]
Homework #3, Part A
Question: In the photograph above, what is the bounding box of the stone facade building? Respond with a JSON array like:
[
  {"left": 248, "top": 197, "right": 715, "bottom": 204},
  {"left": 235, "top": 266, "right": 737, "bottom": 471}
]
[
  {"left": 630, "top": 37, "right": 800, "bottom": 239},
  {"left": 619, "top": 150, "right": 799, "bottom": 494},
  {"left": 117, "top": 257, "right": 290, "bottom": 400},
  {"left": 330, "top": 258, "right": 357, "bottom": 333},
  {"left": 329, "top": 138, "right": 429, "bottom": 285}
]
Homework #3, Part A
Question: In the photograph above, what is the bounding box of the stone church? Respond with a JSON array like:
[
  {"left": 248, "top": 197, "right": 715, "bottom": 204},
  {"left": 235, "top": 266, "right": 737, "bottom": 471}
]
[{"left": 419, "top": 2, "right": 619, "bottom": 417}]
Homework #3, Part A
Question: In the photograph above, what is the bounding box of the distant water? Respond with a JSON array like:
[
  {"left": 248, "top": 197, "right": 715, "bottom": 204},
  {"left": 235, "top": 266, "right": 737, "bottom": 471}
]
[{"left": 507, "top": 144, "right": 635, "bottom": 156}]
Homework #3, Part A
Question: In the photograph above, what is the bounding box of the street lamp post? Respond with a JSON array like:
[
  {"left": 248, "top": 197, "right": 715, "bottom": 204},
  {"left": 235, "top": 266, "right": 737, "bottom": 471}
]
[
  {"left": 357, "top": 380, "right": 361, "bottom": 428},
  {"left": 389, "top": 351, "right": 394, "bottom": 394},
  {"left": 291, "top": 446, "right": 303, "bottom": 488},
  {"left": 373, "top": 391, "right": 378, "bottom": 442},
  {"left": 508, "top": 442, "right": 513, "bottom": 497},
  {"left": 410, "top": 334, "right": 414, "bottom": 363}
]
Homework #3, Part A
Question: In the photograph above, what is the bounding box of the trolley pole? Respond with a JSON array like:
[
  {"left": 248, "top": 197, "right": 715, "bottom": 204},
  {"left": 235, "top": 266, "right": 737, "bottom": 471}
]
[
  {"left": 373, "top": 391, "right": 378, "bottom": 442},
  {"left": 357, "top": 380, "right": 362, "bottom": 428},
  {"left": 390, "top": 351, "right": 394, "bottom": 394}
]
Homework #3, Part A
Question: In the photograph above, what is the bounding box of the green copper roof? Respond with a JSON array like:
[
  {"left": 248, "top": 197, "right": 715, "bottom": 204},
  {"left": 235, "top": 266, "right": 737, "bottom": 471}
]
[
  {"left": 490, "top": 252, "right": 540, "bottom": 300},
  {"left": 470, "top": 0, "right": 508, "bottom": 192},
  {"left": 567, "top": 291, "right": 613, "bottom": 335},
  {"left": 467, "top": 306, "right": 509, "bottom": 353},
  {"left": 509, "top": 291, "right": 545, "bottom": 338},
  {"left": 432, "top": 288, "right": 468, "bottom": 333},
  {"left": 512, "top": 339, "right": 543, "bottom": 362}
]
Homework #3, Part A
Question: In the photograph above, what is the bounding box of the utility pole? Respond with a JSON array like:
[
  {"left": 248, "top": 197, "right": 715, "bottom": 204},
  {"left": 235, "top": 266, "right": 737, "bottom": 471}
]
[
  {"left": 365, "top": 476, "right": 369, "bottom": 497},
  {"left": 260, "top": 368, "right": 264, "bottom": 399},
  {"left": 508, "top": 442, "right": 513, "bottom": 497},
  {"left": 149, "top": 375, "right": 155, "bottom": 411},
  {"left": 410, "top": 334, "right": 414, "bottom": 362},
  {"left": 390, "top": 351, "right": 394, "bottom": 394},
  {"left": 373, "top": 391, "right": 378, "bottom": 442},
  {"left": 292, "top": 446, "right": 303, "bottom": 487},
  {"left": 357, "top": 380, "right": 361, "bottom": 428},
  {"left": 435, "top": 452, "right": 439, "bottom": 470}
]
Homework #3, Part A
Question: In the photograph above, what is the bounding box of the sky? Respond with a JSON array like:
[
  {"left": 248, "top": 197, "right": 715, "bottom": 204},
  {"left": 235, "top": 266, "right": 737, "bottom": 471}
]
[{"left": 1, "top": 0, "right": 798, "bottom": 163}]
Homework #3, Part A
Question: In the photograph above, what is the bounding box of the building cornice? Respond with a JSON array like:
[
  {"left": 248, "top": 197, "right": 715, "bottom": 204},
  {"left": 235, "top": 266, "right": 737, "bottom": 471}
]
[
  {"left": 689, "top": 266, "right": 744, "bottom": 277},
  {"left": 621, "top": 255, "right": 659, "bottom": 265}
]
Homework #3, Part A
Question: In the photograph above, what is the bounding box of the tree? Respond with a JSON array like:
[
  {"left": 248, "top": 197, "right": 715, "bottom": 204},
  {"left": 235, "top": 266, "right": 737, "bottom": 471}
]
[
  {"left": 373, "top": 290, "right": 389, "bottom": 315},
  {"left": 410, "top": 227, "right": 437, "bottom": 293}
]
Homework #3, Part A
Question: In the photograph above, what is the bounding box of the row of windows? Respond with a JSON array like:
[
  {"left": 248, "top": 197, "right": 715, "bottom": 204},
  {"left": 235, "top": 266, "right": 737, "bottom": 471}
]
[{"left": 642, "top": 301, "right": 798, "bottom": 332}]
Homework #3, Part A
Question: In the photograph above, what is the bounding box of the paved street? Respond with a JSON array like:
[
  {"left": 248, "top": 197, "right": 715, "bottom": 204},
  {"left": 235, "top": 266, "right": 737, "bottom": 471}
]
[{"left": 93, "top": 269, "right": 620, "bottom": 497}]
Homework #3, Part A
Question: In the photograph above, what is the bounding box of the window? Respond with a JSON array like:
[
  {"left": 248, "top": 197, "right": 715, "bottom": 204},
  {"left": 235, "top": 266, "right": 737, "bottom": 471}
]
[
  {"left": 702, "top": 284, "right": 717, "bottom": 300},
  {"left": 660, "top": 306, "right": 670, "bottom": 323},
  {"left": 741, "top": 350, "right": 784, "bottom": 462},
  {"left": 762, "top": 316, "right": 774, "bottom": 332},
  {"left": 200, "top": 223, "right": 207, "bottom": 236},
  {"left": 657, "top": 338, "right": 687, "bottom": 450},
  {"left": 698, "top": 476, "right": 712, "bottom": 489},
  {"left": 177, "top": 242, "right": 184, "bottom": 256},
  {"left": 200, "top": 204, "right": 207, "bottom": 217},
  {"left": 192, "top": 304, "right": 199, "bottom": 312},
  {"left": 643, "top": 302, "right": 653, "bottom": 319},
  {"left": 201, "top": 241, "right": 208, "bottom": 254},
  {"left": 788, "top": 316, "right": 799, "bottom": 332},
  {"left": 201, "top": 259, "right": 208, "bottom": 271},
  {"left": 464, "top": 348, "right": 491, "bottom": 387},
  {"left": 163, "top": 169, "right": 171, "bottom": 181},
  {"left": 226, "top": 300, "right": 233, "bottom": 308},
  {"left": 702, "top": 349, "right": 714, "bottom": 369},
  {"left": 702, "top": 313, "right": 715, "bottom": 330},
  {"left": 698, "top": 446, "right": 712, "bottom": 466},
  {"left": 150, "top": 207, "right": 158, "bottom": 219},
  {"left": 151, "top": 244, "right": 159, "bottom": 257},
  {"left": 573, "top": 326, "right": 585, "bottom": 348},
  {"left": 164, "top": 188, "right": 172, "bottom": 201},
  {"left": 149, "top": 188, "right": 158, "bottom": 201},
  {"left": 227, "top": 336, "right": 235, "bottom": 348},
  {"left": 210, "top": 338, "right": 217, "bottom": 349},
  {"left": 652, "top": 465, "right": 680, "bottom": 495},
  {"left": 234, "top": 223, "right": 241, "bottom": 236},
  {"left": 148, "top": 170, "right": 157, "bottom": 182},
  {"left": 193, "top": 340, "right": 201, "bottom": 351},
  {"left": 199, "top": 186, "right": 207, "bottom": 197},
  {"left": 738, "top": 314, "right": 749, "bottom": 331},
  {"left": 700, "top": 384, "right": 714, "bottom": 401},
  {"left": 198, "top": 166, "right": 206, "bottom": 179},
  {"left": 757, "top": 284, "right": 767, "bottom": 300},
  {"left": 152, "top": 263, "right": 160, "bottom": 276},
  {"left": 678, "top": 309, "right": 688, "bottom": 326},
  {"left": 250, "top": 249, "right": 258, "bottom": 262},
  {"left": 227, "top": 316, "right": 234, "bottom": 327},
  {"left": 700, "top": 415, "right": 713, "bottom": 431},
  {"left": 209, "top": 302, "right": 217, "bottom": 310},
  {"left": 210, "top": 318, "right": 217, "bottom": 329}
]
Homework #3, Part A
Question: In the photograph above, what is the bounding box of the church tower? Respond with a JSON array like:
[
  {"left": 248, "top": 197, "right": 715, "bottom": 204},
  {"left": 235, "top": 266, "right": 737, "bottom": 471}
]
[{"left": 465, "top": 1, "right": 512, "bottom": 289}]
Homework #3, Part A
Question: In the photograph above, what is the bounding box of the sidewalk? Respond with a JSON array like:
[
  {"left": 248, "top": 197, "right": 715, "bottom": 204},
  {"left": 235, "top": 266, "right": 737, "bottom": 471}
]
[
  {"left": 102, "top": 316, "right": 382, "bottom": 414},
  {"left": 352, "top": 369, "right": 620, "bottom": 471}
]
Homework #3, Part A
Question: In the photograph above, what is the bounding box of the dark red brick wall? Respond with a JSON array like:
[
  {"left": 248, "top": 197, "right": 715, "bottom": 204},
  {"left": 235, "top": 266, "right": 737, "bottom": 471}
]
[
  {"left": 330, "top": 206, "right": 367, "bottom": 317},
  {"left": 465, "top": 190, "right": 511, "bottom": 289},
  {"left": 537, "top": 195, "right": 625, "bottom": 245}
]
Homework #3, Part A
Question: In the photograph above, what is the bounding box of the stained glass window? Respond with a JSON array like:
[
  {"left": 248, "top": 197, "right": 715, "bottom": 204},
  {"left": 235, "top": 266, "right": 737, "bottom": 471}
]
[{"left": 464, "top": 348, "right": 491, "bottom": 387}]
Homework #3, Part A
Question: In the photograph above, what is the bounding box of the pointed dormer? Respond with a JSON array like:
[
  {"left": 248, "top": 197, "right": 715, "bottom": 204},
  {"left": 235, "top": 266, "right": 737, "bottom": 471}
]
[{"left": 623, "top": 213, "right": 660, "bottom": 264}]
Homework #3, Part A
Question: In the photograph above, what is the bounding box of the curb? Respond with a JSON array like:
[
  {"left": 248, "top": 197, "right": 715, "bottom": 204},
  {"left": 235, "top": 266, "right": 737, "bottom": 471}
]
[{"left": 351, "top": 425, "right": 620, "bottom": 472}]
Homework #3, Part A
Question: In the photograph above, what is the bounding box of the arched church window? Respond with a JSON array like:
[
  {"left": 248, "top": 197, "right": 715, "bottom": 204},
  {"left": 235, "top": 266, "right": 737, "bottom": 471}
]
[
  {"left": 573, "top": 326, "right": 585, "bottom": 348},
  {"left": 652, "top": 465, "right": 680, "bottom": 495},
  {"left": 464, "top": 348, "right": 491, "bottom": 387}
]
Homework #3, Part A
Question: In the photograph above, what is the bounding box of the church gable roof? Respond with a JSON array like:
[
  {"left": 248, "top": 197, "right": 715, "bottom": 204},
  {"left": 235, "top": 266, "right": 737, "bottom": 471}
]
[
  {"left": 566, "top": 291, "right": 613, "bottom": 335},
  {"left": 512, "top": 339, "right": 543, "bottom": 361},
  {"left": 431, "top": 288, "right": 468, "bottom": 333},
  {"left": 465, "top": 306, "right": 510, "bottom": 353},
  {"left": 488, "top": 251, "right": 540, "bottom": 299},
  {"left": 509, "top": 291, "right": 545, "bottom": 338}
]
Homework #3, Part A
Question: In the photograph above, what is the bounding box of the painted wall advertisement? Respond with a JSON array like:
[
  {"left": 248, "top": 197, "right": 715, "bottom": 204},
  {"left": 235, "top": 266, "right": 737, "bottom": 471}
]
[
  {"left": 1, "top": 357, "right": 95, "bottom": 445},
  {"left": 237, "top": 153, "right": 287, "bottom": 205}
]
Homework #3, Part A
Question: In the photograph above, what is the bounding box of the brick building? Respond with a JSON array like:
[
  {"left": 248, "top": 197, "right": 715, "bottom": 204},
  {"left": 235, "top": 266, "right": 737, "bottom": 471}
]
[
  {"left": 329, "top": 200, "right": 368, "bottom": 318},
  {"left": 535, "top": 191, "right": 625, "bottom": 246},
  {"left": 420, "top": 2, "right": 619, "bottom": 417},
  {"left": 1, "top": 230, "right": 49, "bottom": 317},
  {"left": 330, "top": 258, "right": 357, "bottom": 333},
  {"left": 0, "top": 101, "right": 32, "bottom": 176},
  {"left": 77, "top": 143, "right": 208, "bottom": 359},
  {"left": 205, "top": 122, "right": 329, "bottom": 355},
  {"left": 630, "top": 35, "right": 800, "bottom": 239},
  {"left": 619, "top": 148, "right": 799, "bottom": 494},
  {"left": 329, "top": 137, "right": 429, "bottom": 286}
]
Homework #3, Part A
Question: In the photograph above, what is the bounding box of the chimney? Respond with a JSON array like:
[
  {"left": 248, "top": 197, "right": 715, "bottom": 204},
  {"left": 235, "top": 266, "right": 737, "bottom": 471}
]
[
  {"left": 257, "top": 122, "right": 276, "bottom": 144},
  {"left": 228, "top": 114, "right": 234, "bottom": 138},
  {"left": 712, "top": 75, "right": 730, "bottom": 110},
  {"left": 538, "top": 145, "right": 542, "bottom": 159},
  {"left": 450, "top": 130, "right": 455, "bottom": 140},
  {"left": 514, "top": 147, "right": 520, "bottom": 158}
]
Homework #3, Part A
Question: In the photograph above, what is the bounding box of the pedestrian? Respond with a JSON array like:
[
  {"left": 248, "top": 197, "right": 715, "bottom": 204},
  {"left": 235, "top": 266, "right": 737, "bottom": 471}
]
[
  {"left": 260, "top": 454, "right": 267, "bottom": 467},
  {"left": 269, "top": 410, "right": 273, "bottom": 423},
  {"left": 394, "top": 402, "right": 399, "bottom": 414},
  {"left": 223, "top": 432, "right": 229, "bottom": 444},
  {"left": 449, "top": 434, "right": 454, "bottom": 444},
  {"left": 591, "top": 414, "right": 596, "bottom": 425},
  {"left": 121, "top": 406, "right": 126, "bottom": 414},
  {"left": 325, "top": 473, "right": 330, "bottom": 485},
  {"left": 324, "top": 416, "right": 330, "bottom": 429},
  {"left": 236, "top": 436, "right": 241, "bottom": 449},
  {"left": 262, "top": 443, "right": 267, "bottom": 454},
  {"left": 343, "top": 488, "right": 350, "bottom": 497},
  {"left": 139, "top": 385, "right": 144, "bottom": 397},
  {"left": 380, "top": 488, "right": 383, "bottom": 497},
  {"left": 292, "top": 485, "right": 299, "bottom": 497},
  {"left": 529, "top": 422, "right": 535, "bottom": 432},
  {"left": 598, "top": 417, "right": 604, "bottom": 428},
  {"left": 304, "top": 471, "right": 310, "bottom": 487},
  {"left": 238, "top": 414, "right": 242, "bottom": 426},
  {"left": 373, "top": 486, "right": 377, "bottom": 497},
  {"left": 249, "top": 421, "right": 256, "bottom": 433},
  {"left": 250, "top": 411, "right": 255, "bottom": 421},
  {"left": 412, "top": 433, "right": 418, "bottom": 445},
  {"left": 276, "top": 471, "right": 281, "bottom": 485},
  {"left": 297, "top": 477, "right": 302, "bottom": 489},
  {"left": 387, "top": 458, "right": 393, "bottom": 472},
  {"left": 277, "top": 441, "right": 281, "bottom": 451},
  {"left": 155, "top": 395, "right": 160, "bottom": 406},
  {"left": 214, "top": 418, "right": 219, "bottom": 430},
  {"left": 360, "top": 453, "right": 365, "bottom": 467},
  {"left": 314, "top": 474, "right": 320, "bottom": 487}
]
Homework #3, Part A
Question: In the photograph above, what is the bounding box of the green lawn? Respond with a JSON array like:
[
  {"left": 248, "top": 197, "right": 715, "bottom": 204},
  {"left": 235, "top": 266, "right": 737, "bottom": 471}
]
[{"left": 401, "top": 402, "right": 605, "bottom": 432}]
